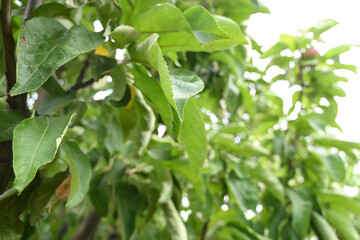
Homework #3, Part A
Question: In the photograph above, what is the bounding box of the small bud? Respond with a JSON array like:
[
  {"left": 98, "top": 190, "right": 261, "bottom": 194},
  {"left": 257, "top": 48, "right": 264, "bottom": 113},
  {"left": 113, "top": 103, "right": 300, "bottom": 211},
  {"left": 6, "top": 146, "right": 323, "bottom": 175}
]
[{"left": 302, "top": 48, "right": 320, "bottom": 59}]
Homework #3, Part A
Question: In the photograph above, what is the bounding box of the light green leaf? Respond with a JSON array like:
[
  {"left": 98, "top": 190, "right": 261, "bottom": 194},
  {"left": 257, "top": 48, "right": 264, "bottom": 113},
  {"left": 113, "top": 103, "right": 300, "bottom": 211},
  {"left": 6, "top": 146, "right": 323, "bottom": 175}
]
[
  {"left": 261, "top": 42, "right": 287, "bottom": 58},
  {"left": 324, "top": 44, "right": 353, "bottom": 59},
  {"left": 309, "top": 19, "right": 339, "bottom": 39},
  {"left": 309, "top": 147, "right": 345, "bottom": 181},
  {"left": 118, "top": 0, "right": 166, "bottom": 25},
  {"left": 212, "top": 133, "right": 270, "bottom": 157},
  {"left": 128, "top": 34, "right": 175, "bottom": 113},
  {"left": 311, "top": 212, "right": 339, "bottom": 240},
  {"left": 0, "top": 110, "right": 24, "bottom": 141},
  {"left": 170, "top": 68, "right": 204, "bottom": 120},
  {"left": 210, "top": 52, "right": 243, "bottom": 79},
  {"left": 184, "top": 6, "right": 226, "bottom": 43},
  {"left": 248, "top": 164, "right": 284, "bottom": 203},
  {"left": 161, "top": 200, "right": 188, "bottom": 240},
  {"left": 61, "top": 140, "right": 92, "bottom": 208},
  {"left": 133, "top": 3, "right": 192, "bottom": 34},
  {"left": 287, "top": 189, "right": 312, "bottom": 237},
  {"left": 110, "top": 25, "right": 141, "bottom": 48},
  {"left": 13, "top": 114, "right": 74, "bottom": 193},
  {"left": 179, "top": 99, "right": 207, "bottom": 170},
  {"left": 239, "top": 85, "right": 255, "bottom": 117},
  {"left": 317, "top": 190, "right": 360, "bottom": 215},
  {"left": 11, "top": 17, "right": 104, "bottom": 96},
  {"left": 313, "top": 135, "right": 360, "bottom": 151},
  {"left": 325, "top": 208, "right": 360, "bottom": 240}
]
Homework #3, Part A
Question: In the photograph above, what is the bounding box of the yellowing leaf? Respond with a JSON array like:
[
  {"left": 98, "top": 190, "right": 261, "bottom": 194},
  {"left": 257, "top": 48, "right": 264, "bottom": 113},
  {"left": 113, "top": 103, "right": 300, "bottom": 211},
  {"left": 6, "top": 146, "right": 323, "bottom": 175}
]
[
  {"left": 125, "top": 84, "right": 136, "bottom": 110},
  {"left": 95, "top": 45, "right": 110, "bottom": 57}
]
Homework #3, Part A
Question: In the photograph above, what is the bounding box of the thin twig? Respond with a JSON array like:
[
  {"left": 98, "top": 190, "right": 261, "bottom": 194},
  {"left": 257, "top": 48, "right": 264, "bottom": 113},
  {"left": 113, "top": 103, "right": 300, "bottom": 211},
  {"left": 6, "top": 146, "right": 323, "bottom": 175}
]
[
  {"left": 70, "top": 209, "right": 101, "bottom": 240},
  {"left": 201, "top": 220, "right": 209, "bottom": 240},
  {"left": 66, "top": 57, "right": 94, "bottom": 93},
  {"left": 67, "top": 78, "right": 95, "bottom": 93},
  {"left": 23, "top": 0, "right": 42, "bottom": 25}
]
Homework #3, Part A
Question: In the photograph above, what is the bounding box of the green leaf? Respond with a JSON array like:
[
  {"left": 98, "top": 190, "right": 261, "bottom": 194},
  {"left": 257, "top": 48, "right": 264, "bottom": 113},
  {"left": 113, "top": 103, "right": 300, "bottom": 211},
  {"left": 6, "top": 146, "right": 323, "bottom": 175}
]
[
  {"left": 239, "top": 85, "right": 255, "bottom": 117},
  {"left": 130, "top": 65, "right": 173, "bottom": 132},
  {"left": 210, "top": 52, "right": 243, "bottom": 79},
  {"left": 212, "top": 133, "right": 270, "bottom": 157},
  {"left": 0, "top": 110, "right": 24, "bottom": 141},
  {"left": 13, "top": 114, "right": 74, "bottom": 193},
  {"left": 161, "top": 200, "right": 188, "bottom": 240},
  {"left": 248, "top": 164, "right": 284, "bottom": 203},
  {"left": 309, "top": 147, "right": 346, "bottom": 181},
  {"left": 287, "top": 189, "right": 312, "bottom": 237},
  {"left": 184, "top": 6, "right": 227, "bottom": 43},
  {"left": 118, "top": 0, "right": 166, "bottom": 25},
  {"left": 119, "top": 89, "right": 156, "bottom": 154},
  {"left": 28, "top": 172, "right": 67, "bottom": 225},
  {"left": 11, "top": 17, "right": 104, "bottom": 95},
  {"left": 61, "top": 140, "right": 92, "bottom": 208},
  {"left": 128, "top": 34, "right": 175, "bottom": 113},
  {"left": 325, "top": 208, "right": 360, "bottom": 240},
  {"left": 324, "top": 44, "right": 353, "bottom": 59},
  {"left": 313, "top": 135, "right": 360, "bottom": 151},
  {"left": 111, "top": 65, "right": 127, "bottom": 101},
  {"left": 170, "top": 68, "right": 204, "bottom": 120},
  {"left": 179, "top": 99, "right": 207, "bottom": 170},
  {"left": 104, "top": 118, "right": 124, "bottom": 155},
  {"left": 309, "top": 19, "right": 339, "bottom": 39},
  {"left": 110, "top": 25, "right": 141, "bottom": 48},
  {"left": 117, "top": 183, "right": 142, "bottom": 240},
  {"left": 311, "top": 212, "right": 339, "bottom": 240},
  {"left": 129, "top": 35, "right": 204, "bottom": 120},
  {"left": 91, "top": 55, "right": 117, "bottom": 81},
  {"left": 133, "top": 3, "right": 192, "bottom": 35},
  {"left": 36, "top": 92, "right": 76, "bottom": 115},
  {"left": 89, "top": 174, "right": 110, "bottom": 217},
  {"left": 317, "top": 190, "right": 360, "bottom": 215},
  {"left": 226, "top": 172, "right": 258, "bottom": 211},
  {"left": 261, "top": 42, "right": 287, "bottom": 58},
  {"left": 184, "top": 6, "right": 247, "bottom": 49}
]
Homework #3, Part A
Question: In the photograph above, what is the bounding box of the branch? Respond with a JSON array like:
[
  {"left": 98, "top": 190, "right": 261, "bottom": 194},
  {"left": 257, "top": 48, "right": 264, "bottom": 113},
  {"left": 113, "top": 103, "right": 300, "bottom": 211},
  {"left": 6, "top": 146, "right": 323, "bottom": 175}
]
[
  {"left": 70, "top": 209, "right": 101, "bottom": 240},
  {"left": 66, "top": 57, "right": 94, "bottom": 93},
  {"left": 201, "top": 220, "right": 209, "bottom": 240},
  {"left": 23, "top": 0, "right": 43, "bottom": 24},
  {"left": 1, "top": 0, "right": 30, "bottom": 117},
  {"left": 67, "top": 78, "right": 95, "bottom": 93}
]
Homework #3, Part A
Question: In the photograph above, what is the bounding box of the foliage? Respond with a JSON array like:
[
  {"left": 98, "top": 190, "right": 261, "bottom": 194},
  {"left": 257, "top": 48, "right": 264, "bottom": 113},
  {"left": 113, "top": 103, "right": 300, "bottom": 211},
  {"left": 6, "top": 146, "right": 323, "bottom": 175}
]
[{"left": 0, "top": 0, "right": 359, "bottom": 239}]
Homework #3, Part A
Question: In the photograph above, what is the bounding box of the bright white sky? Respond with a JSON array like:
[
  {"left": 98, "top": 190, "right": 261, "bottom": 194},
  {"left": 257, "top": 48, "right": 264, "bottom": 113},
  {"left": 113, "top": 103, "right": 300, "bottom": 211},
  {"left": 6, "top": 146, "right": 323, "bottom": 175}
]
[{"left": 247, "top": 0, "right": 360, "bottom": 142}]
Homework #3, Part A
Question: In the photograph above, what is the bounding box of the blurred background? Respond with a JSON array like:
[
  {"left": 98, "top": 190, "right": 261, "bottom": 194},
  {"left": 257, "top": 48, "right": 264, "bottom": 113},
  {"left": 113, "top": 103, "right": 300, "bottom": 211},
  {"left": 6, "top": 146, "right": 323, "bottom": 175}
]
[{"left": 247, "top": 0, "right": 360, "bottom": 142}]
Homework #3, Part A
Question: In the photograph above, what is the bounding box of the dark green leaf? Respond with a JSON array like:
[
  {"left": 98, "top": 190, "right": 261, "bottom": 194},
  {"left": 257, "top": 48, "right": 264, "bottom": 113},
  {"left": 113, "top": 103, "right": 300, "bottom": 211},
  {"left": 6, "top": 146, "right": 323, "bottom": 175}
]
[
  {"left": 11, "top": 17, "right": 104, "bottom": 95},
  {"left": 0, "top": 110, "right": 24, "bottom": 141},
  {"left": 311, "top": 212, "right": 338, "bottom": 240},
  {"left": 61, "top": 140, "right": 92, "bottom": 207},
  {"left": 13, "top": 114, "right": 74, "bottom": 193}
]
